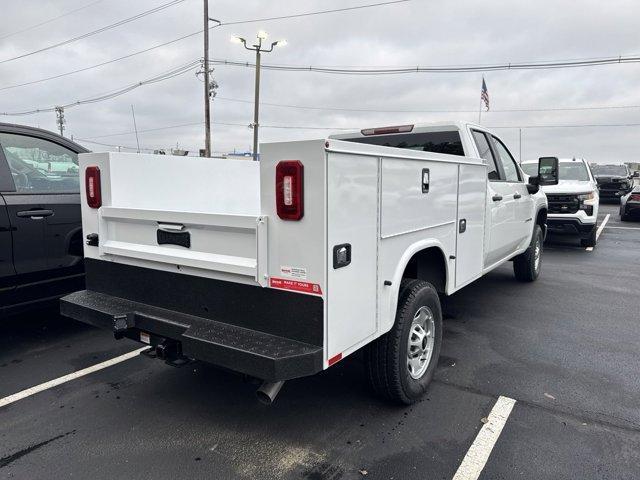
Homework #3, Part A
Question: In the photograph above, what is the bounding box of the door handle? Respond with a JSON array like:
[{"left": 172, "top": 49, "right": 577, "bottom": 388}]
[
  {"left": 492, "top": 194, "right": 503, "bottom": 202},
  {"left": 513, "top": 193, "right": 522, "bottom": 199},
  {"left": 17, "top": 209, "right": 53, "bottom": 219}
]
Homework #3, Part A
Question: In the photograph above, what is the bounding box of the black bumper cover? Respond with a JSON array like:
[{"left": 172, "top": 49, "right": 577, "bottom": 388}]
[
  {"left": 61, "top": 289, "right": 323, "bottom": 382},
  {"left": 547, "top": 218, "right": 595, "bottom": 238}
]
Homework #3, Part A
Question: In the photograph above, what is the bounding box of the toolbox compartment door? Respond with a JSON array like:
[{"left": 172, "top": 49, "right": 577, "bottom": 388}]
[
  {"left": 326, "top": 153, "right": 379, "bottom": 358},
  {"left": 455, "top": 163, "right": 486, "bottom": 287}
]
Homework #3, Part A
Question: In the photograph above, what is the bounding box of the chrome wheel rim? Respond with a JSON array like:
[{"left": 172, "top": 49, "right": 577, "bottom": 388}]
[
  {"left": 407, "top": 306, "right": 435, "bottom": 379},
  {"left": 533, "top": 236, "right": 541, "bottom": 272}
]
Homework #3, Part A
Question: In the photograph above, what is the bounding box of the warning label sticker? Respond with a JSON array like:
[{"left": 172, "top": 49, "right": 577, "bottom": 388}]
[
  {"left": 269, "top": 277, "right": 322, "bottom": 295},
  {"left": 279, "top": 265, "right": 308, "bottom": 280}
]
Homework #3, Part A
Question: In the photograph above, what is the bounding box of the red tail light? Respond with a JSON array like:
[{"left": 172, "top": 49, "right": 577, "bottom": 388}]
[
  {"left": 276, "top": 160, "right": 304, "bottom": 220},
  {"left": 631, "top": 194, "right": 640, "bottom": 201},
  {"left": 85, "top": 166, "right": 102, "bottom": 209}
]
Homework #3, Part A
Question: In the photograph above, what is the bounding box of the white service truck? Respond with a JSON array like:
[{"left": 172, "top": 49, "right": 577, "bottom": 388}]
[{"left": 61, "top": 122, "right": 558, "bottom": 404}]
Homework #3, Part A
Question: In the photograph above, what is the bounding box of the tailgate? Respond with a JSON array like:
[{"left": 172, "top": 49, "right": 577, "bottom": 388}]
[{"left": 80, "top": 153, "right": 268, "bottom": 286}]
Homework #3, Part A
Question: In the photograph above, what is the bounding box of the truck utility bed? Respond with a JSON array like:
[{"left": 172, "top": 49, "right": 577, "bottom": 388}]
[{"left": 61, "top": 123, "right": 546, "bottom": 400}]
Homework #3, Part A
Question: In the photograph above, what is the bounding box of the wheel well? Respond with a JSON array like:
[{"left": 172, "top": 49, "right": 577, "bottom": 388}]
[
  {"left": 402, "top": 247, "right": 447, "bottom": 293},
  {"left": 536, "top": 208, "right": 547, "bottom": 237}
]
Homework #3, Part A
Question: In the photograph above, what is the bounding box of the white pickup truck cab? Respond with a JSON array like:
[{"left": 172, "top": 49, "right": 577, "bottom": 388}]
[
  {"left": 61, "top": 122, "right": 557, "bottom": 404},
  {"left": 521, "top": 158, "right": 599, "bottom": 247}
]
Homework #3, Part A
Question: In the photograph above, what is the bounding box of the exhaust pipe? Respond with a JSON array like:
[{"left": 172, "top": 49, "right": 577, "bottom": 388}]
[{"left": 256, "top": 380, "right": 285, "bottom": 405}]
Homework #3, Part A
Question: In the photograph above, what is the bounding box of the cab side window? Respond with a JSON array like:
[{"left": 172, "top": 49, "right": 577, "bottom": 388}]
[
  {"left": 471, "top": 130, "right": 500, "bottom": 181},
  {"left": 492, "top": 137, "right": 521, "bottom": 182},
  {"left": 0, "top": 133, "right": 79, "bottom": 193}
]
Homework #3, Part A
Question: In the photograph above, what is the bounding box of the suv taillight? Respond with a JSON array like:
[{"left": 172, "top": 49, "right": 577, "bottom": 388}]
[
  {"left": 276, "top": 160, "right": 304, "bottom": 220},
  {"left": 631, "top": 194, "right": 640, "bottom": 201},
  {"left": 85, "top": 166, "right": 102, "bottom": 208}
]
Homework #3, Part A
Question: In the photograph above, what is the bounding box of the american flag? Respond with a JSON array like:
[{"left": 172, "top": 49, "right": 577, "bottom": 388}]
[{"left": 481, "top": 77, "right": 490, "bottom": 111}]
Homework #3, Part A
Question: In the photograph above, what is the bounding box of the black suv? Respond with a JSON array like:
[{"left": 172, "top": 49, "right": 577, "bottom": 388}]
[
  {"left": 591, "top": 164, "right": 634, "bottom": 201},
  {"left": 0, "top": 123, "right": 89, "bottom": 316}
]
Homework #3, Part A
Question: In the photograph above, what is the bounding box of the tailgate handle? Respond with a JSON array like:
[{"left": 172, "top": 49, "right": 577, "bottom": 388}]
[{"left": 157, "top": 223, "right": 190, "bottom": 248}]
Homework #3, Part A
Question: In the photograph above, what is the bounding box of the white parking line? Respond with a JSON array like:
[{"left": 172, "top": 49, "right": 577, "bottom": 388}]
[
  {"left": 605, "top": 225, "right": 640, "bottom": 230},
  {"left": 585, "top": 213, "right": 610, "bottom": 251},
  {"left": 0, "top": 347, "right": 148, "bottom": 408},
  {"left": 452, "top": 396, "right": 516, "bottom": 480}
]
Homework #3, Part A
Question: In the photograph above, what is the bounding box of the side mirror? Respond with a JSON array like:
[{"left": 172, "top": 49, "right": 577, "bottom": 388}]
[{"left": 538, "top": 156, "right": 559, "bottom": 186}]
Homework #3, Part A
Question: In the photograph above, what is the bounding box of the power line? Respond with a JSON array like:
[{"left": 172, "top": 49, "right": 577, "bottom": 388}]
[
  {"left": 0, "top": 1, "right": 413, "bottom": 92},
  {"left": 222, "top": 0, "right": 411, "bottom": 26},
  {"left": 211, "top": 54, "right": 640, "bottom": 74},
  {"left": 0, "top": 0, "right": 105, "bottom": 40},
  {"left": 215, "top": 96, "right": 640, "bottom": 114},
  {"left": 0, "top": 60, "right": 199, "bottom": 116},
  {"left": 0, "top": 0, "right": 187, "bottom": 65}
]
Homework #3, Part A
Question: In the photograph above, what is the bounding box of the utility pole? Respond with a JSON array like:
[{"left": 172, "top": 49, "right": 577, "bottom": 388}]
[
  {"left": 131, "top": 105, "right": 141, "bottom": 153},
  {"left": 202, "top": 10, "right": 221, "bottom": 158},
  {"left": 55, "top": 106, "right": 65, "bottom": 136},
  {"left": 203, "top": 0, "right": 211, "bottom": 157},
  {"left": 231, "top": 32, "right": 286, "bottom": 161}
]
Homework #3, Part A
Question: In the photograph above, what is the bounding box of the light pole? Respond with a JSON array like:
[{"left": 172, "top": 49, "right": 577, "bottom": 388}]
[{"left": 231, "top": 31, "right": 286, "bottom": 161}]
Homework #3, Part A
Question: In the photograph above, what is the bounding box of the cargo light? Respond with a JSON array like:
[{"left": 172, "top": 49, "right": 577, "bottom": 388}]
[
  {"left": 85, "top": 166, "right": 102, "bottom": 209},
  {"left": 276, "top": 160, "right": 303, "bottom": 220},
  {"left": 361, "top": 124, "right": 414, "bottom": 136}
]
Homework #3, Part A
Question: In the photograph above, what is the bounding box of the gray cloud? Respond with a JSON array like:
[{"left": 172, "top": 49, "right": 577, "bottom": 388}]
[{"left": 1, "top": 0, "right": 639, "bottom": 162}]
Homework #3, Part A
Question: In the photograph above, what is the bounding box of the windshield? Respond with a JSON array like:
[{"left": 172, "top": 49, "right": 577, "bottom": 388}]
[
  {"left": 558, "top": 162, "right": 590, "bottom": 181},
  {"left": 591, "top": 164, "right": 628, "bottom": 176},
  {"left": 520, "top": 163, "right": 538, "bottom": 177}
]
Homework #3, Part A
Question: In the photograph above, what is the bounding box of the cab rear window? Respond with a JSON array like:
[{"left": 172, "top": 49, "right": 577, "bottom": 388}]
[{"left": 345, "top": 131, "right": 464, "bottom": 156}]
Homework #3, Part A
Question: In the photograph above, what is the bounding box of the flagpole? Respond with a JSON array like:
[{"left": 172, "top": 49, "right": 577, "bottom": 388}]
[{"left": 478, "top": 96, "right": 482, "bottom": 124}]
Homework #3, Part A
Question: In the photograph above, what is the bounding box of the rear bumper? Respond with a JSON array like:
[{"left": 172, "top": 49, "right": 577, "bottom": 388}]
[
  {"left": 547, "top": 218, "right": 595, "bottom": 238},
  {"left": 61, "top": 290, "right": 323, "bottom": 381},
  {"left": 60, "top": 259, "right": 324, "bottom": 382}
]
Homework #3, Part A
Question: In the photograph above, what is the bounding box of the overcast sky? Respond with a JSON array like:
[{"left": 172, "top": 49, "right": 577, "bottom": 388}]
[{"left": 1, "top": 0, "right": 639, "bottom": 163}]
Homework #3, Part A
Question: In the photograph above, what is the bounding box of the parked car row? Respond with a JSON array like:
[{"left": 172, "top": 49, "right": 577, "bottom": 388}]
[{"left": 0, "top": 123, "right": 88, "bottom": 316}]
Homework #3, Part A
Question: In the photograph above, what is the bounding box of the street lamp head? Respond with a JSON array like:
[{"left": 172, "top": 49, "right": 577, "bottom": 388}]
[
  {"left": 274, "top": 39, "right": 288, "bottom": 48},
  {"left": 257, "top": 30, "right": 269, "bottom": 40},
  {"left": 230, "top": 35, "right": 244, "bottom": 44}
]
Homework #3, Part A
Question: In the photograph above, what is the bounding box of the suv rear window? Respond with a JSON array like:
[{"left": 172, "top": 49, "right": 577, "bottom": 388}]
[{"left": 345, "top": 131, "right": 464, "bottom": 156}]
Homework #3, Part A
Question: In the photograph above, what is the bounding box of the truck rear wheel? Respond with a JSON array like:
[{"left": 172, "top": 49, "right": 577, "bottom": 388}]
[
  {"left": 366, "top": 279, "right": 442, "bottom": 405},
  {"left": 513, "top": 224, "right": 543, "bottom": 282}
]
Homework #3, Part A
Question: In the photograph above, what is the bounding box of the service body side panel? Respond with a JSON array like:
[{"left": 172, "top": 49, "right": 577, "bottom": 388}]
[
  {"left": 378, "top": 155, "right": 459, "bottom": 334},
  {"left": 326, "top": 152, "right": 379, "bottom": 359},
  {"left": 455, "top": 164, "right": 487, "bottom": 288}
]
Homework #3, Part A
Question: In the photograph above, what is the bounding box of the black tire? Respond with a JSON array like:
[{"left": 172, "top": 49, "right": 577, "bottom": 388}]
[
  {"left": 620, "top": 210, "right": 630, "bottom": 222},
  {"left": 366, "top": 279, "right": 442, "bottom": 405},
  {"left": 513, "top": 224, "right": 543, "bottom": 282},
  {"left": 580, "top": 225, "right": 597, "bottom": 248}
]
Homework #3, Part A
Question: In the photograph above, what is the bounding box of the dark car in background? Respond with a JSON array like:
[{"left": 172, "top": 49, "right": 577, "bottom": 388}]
[
  {"left": 0, "top": 123, "right": 89, "bottom": 316},
  {"left": 620, "top": 185, "right": 640, "bottom": 221},
  {"left": 591, "top": 164, "right": 634, "bottom": 201}
]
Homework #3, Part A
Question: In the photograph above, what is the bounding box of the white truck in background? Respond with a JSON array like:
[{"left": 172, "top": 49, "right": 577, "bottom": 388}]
[
  {"left": 61, "top": 122, "right": 558, "bottom": 405},
  {"left": 521, "top": 158, "right": 599, "bottom": 247}
]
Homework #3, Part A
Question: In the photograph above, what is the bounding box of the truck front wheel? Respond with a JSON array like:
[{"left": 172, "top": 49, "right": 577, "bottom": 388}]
[
  {"left": 513, "top": 224, "right": 543, "bottom": 282},
  {"left": 366, "top": 279, "right": 442, "bottom": 405}
]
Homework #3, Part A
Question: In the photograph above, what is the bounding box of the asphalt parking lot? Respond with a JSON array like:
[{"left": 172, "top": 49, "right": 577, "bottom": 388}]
[{"left": 1, "top": 203, "right": 638, "bottom": 480}]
